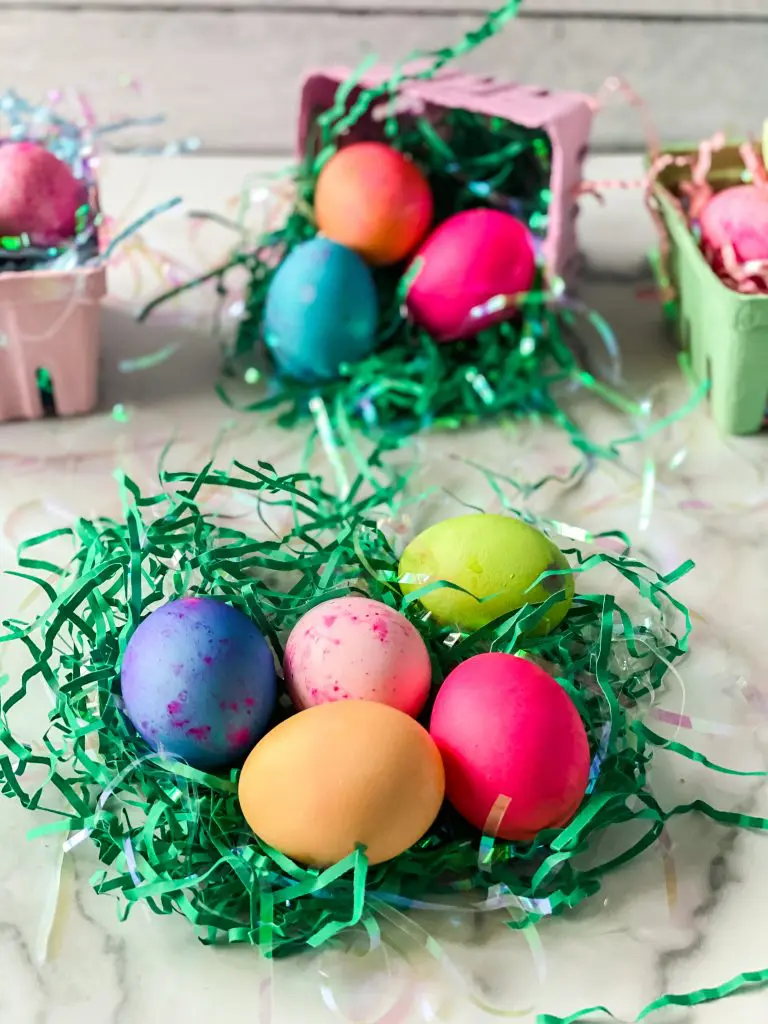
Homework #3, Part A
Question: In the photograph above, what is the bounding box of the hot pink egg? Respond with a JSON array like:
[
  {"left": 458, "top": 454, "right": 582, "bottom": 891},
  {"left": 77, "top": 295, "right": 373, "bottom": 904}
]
[
  {"left": 699, "top": 184, "right": 768, "bottom": 263},
  {"left": 430, "top": 652, "right": 590, "bottom": 841},
  {"left": 405, "top": 209, "right": 536, "bottom": 342},
  {"left": 284, "top": 596, "right": 432, "bottom": 717},
  {"left": 0, "top": 141, "right": 84, "bottom": 242}
]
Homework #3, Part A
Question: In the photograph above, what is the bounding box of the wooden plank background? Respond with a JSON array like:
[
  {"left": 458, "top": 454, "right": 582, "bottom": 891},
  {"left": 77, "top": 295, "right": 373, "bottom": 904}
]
[{"left": 1, "top": 1, "right": 766, "bottom": 153}]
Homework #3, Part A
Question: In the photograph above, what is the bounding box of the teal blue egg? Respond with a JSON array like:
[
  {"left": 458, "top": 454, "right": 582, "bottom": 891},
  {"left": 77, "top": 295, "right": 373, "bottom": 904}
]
[{"left": 264, "top": 238, "right": 378, "bottom": 382}]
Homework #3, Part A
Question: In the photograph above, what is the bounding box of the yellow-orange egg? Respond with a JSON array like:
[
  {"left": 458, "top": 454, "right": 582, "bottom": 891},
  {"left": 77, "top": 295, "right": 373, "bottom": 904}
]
[
  {"left": 314, "top": 142, "right": 433, "bottom": 267},
  {"left": 238, "top": 701, "right": 445, "bottom": 866}
]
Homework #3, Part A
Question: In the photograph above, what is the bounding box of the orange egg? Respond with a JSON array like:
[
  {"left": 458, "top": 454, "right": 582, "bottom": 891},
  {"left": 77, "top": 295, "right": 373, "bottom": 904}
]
[
  {"left": 314, "top": 142, "right": 433, "bottom": 267},
  {"left": 238, "top": 700, "right": 445, "bottom": 866}
]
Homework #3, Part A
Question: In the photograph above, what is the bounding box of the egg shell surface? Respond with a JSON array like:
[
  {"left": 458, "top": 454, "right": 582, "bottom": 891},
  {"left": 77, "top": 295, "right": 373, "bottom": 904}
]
[
  {"left": 0, "top": 141, "right": 84, "bottom": 241},
  {"left": 405, "top": 209, "right": 536, "bottom": 342},
  {"left": 315, "top": 142, "right": 433, "bottom": 267},
  {"left": 699, "top": 184, "right": 768, "bottom": 263},
  {"left": 430, "top": 653, "right": 590, "bottom": 840},
  {"left": 120, "top": 597, "right": 277, "bottom": 770},
  {"left": 238, "top": 700, "right": 445, "bottom": 866},
  {"left": 399, "top": 513, "right": 573, "bottom": 634},
  {"left": 264, "top": 238, "right": 378, "bottom": 382},
  {"left": 284, "top": 596, "right": 432, "bottom": 717}
]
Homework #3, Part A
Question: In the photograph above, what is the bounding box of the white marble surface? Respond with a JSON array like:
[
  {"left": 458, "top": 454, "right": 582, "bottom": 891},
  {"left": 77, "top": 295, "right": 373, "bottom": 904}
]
[{"left": 2, "top": 154, "right": 768, "bottom": 1023}]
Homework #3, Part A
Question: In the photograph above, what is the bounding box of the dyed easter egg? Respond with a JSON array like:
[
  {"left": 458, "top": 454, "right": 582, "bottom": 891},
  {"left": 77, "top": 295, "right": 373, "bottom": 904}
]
[
  {"left": 238, "top": 700, "right": 445, "bottom": 866},
  {"left": 699, "top": 184, "right": 768, "bottom": 263},
  {"left": 430, "top": 653, "right": 590, "bottom": 840},
  {"left": 120, "top": 597, "right": 277, "bottom": 771},
  {"left": 264, "top": 237, "right": 378, "bottom": 382},
  {"left": 405, "top": 209, "right": 536, "bottom": 342},
  {"left": 399, "top": 513, "right": 573, "bottom": 634},
  {"left": 315, "top": 142, "right": 433, "bottom": 266},
  {"left": 284, "top": 596, "right": 432, "bottom": 717},
  {"left": 0, "top": 142, "right": 84, "bottom": 241}
]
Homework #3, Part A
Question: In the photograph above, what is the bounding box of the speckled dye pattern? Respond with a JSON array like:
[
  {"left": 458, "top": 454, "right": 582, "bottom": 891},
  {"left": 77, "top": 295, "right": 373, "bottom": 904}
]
[
  {"left": 284, "top": 595, "right": 432, "bottom": 717},
  {"left": 120, "top": 597, "right": 277, "bottom": 770}
]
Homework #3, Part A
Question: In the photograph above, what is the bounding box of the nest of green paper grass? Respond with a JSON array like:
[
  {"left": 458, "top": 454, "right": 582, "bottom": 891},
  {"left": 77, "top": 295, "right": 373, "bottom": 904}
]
[
  {"left": 0, "top": 457, "right": 693, "bottom": 954},
  {"left": 141, "top": 79, "right": 609, "bottom": 442},
  {"left": 230, "top": 110, "right": 574, "bottom": 437}
]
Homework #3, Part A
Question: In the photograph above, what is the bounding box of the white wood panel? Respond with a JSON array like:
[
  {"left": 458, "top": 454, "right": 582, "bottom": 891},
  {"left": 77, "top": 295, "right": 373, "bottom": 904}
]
[
  {"left": 1, "top": 0, "right": 766, "bottom": 13},
  {"left": 2, "top": 10, "right": 765, "bottom": 153}
]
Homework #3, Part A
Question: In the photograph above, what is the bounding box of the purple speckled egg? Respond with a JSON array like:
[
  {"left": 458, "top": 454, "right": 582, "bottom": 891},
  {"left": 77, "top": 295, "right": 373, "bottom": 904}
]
[{"left": 120, "top": 597, "right": 277, "bottom": 770}]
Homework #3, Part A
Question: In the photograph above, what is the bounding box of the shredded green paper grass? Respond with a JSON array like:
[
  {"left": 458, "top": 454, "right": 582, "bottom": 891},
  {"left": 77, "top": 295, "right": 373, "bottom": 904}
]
[{"left": 2, "top": 453, "right": 768, "bottom": 1018}]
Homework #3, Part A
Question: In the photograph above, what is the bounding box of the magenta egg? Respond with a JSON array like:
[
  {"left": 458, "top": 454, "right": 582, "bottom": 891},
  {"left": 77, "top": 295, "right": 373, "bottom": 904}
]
[
  {"left": 430, "top": 652, "right": 590, "bottom": 841},
  {"left": 405, "top": 209, "right": 537, "bottom": 342},
  {"left": 120, "top": 597, "right": 277, "bottom": 770},
  {"left": 0, "top": 142, "right": 84, "bottom": 242}
]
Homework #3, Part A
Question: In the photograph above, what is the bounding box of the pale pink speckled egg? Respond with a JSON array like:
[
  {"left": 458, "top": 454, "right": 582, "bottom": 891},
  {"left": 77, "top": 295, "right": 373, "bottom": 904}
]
[{"left": 284, "top": 596, "right": 432, "bottom": 717}]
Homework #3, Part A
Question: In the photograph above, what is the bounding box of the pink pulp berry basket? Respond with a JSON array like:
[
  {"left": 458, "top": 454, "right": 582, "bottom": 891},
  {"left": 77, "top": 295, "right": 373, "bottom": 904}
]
[
  {"left": 297, "top": 66, "right": 594, "bottom": 281},
  {"left": 0, "top": 261, "right": 106, "bottom": 423}
]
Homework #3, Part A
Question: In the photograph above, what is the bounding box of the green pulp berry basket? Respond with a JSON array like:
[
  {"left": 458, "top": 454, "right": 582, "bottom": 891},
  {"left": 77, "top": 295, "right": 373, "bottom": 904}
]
[{"left": 653, "top": 144, "right": 768, "bottom": 435}]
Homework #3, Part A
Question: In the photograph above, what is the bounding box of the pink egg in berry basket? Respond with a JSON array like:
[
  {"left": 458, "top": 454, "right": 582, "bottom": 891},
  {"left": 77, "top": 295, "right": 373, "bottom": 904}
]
[
  {"left": 699, "top": 184, "right": 768, "bottom": 264},
  {"left": 0, "top": 107, "right": 106, "bottom": 424},
  {"left": 284, "top": 595, "right": 432, "bottom": 717},
  {"left": 0, "top": 141, "right": 85, "bottom": 242}
]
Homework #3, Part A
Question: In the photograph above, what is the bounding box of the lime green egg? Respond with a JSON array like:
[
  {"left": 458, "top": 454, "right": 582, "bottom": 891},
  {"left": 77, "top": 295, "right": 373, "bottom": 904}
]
[{"left": 398, "top": 514, "right": 574, "bottom": 634}]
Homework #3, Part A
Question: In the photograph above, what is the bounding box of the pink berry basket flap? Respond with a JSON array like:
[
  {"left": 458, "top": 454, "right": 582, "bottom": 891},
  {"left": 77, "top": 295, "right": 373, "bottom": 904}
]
[
  {"left": 0, "top": 263, "right": 106, "bottom": 422},
  {"left": 297, "top": 66, "right": 594, "bottom": 281}
]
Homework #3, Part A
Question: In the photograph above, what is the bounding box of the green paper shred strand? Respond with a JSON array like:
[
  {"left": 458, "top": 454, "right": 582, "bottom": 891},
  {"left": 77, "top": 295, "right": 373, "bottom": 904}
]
[
  {"left": 536, "top": 967, "right": 768, "bottom": 1023},
  {"left": 318, "top": 0, "right": 524, "bottom": 146}
]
